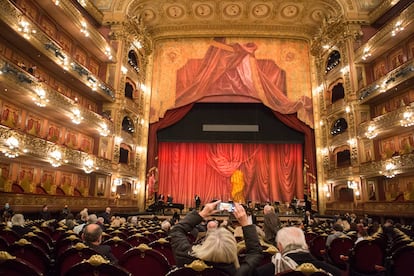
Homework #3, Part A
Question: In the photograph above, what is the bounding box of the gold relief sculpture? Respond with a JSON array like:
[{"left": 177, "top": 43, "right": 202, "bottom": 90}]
[{"left": 231, "top": 170, "right": 245, "bottom": 204}]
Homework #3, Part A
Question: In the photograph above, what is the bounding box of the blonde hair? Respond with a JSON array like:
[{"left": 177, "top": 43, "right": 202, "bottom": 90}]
[{"left": 191, "top": 227, "right": 240, "bottom": 268}]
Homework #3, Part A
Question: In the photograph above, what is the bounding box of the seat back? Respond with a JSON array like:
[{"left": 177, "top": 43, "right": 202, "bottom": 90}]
[
  {"left": 0, "top": 227, "right": 20, "bottom": 245},
  {"left": 166, "top": 259, "right": 229, "bottom": 276},
  {"left": 391, "top": 243, "right": 414, "bottom": 276},
  {"left": 327, "top": 236, "right": 353, "bottom": 269},
  {"left": 0, "top": 235, "right": 9, "bottom": 251},
  {"left": 55, "top": 234, "right": 82, "bottom": 256},
  {"left": 0, "top": 251, "right": 43, "bottom": 276},
  {"left": 64, "top": 254, "right": 131, "bottom": 276},
  {"left": 102, "top": 236, "right": 132, "bottom": 260},
  {"left": 310, "top": 234, "right": 327, "bottom": 261},
  {"left": 276, "top": 263, "right": 332, "bottom": 276},
  {"left": 126, "top": 233, "right": 151, "bottom": 247},
  {"left": 8, "top": 239, "right": 51, "bottom": 274},
  {"left": 149, "top": 238, "right": 176, "bottom": 265},
  {"left": 119, "top": 244, "right": 171, "bottom": 276},
  {"left": 56, "top": 242, "right": 98, "bottom": 276},
  {"left": 350, "top": 238, "right": 385, "bottom": 273}
]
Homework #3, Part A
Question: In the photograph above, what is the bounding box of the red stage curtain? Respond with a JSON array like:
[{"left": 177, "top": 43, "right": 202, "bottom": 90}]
[
  {"left": 147, "top": 103, "right": 194, "bottom": 170},
  {"left": 158, "top": 142, "right": 303, "bottom": 208}
]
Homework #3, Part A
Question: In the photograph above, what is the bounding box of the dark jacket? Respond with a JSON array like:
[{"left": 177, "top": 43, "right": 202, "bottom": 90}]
[
  {"left": 254, "top": 251, "right": 343, "bottom": 276},
  {"left": 263, "top": 212, "right": 279, "bottom": 245},
  {"left": 170, "top": 210, "right": 263, "bottom": 276}
]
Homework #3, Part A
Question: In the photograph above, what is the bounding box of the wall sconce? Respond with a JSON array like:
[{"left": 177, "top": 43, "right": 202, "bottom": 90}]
[
  {"left": 380, "top": 160, "right": 397, "bottom": 178},
  {"left": 365, "top": 123, "right": 377, "bottom": 139},
  {"left": 98, "top": 123, "right": 110, "bottom": 137},
  {"left": 121, "top": 66, "right": 128, "bottom": 74},
  {"left": 49, "top": 149, "right": 64, "bottom": 167},
  {"left": 400, "top": 106, "right": 414, "bottom": 127},
  {"left": 347, "top": 180, "right": 358, "bottom": 190},
  {"left": 83, "top": 157, "right": 97, "bottom": 173},
  {"left": 323, "top": 184, "right": 330, "bottom": 199},
  {"left": 80, "top": 21, "right": 90, "bottom": 37},
  {"left": 391, "top": 21, "right": 404, "bottom": 36},
  {"left": 113, "top": 178, "right": 122, "bottom": 186},
  {"left": 105, "top": 46, "right": 113, "bottom": 60},
  {"left": 32, "top": 87, "right": 49, "bottom": 107},
  {"left": 362, "top": 47, "right": 371, "bottom": 60},
  {"left": 355, "top": 189, "right": 361, "bottom": 200},
  {"left": 2, "top": 136, "right": 22, "bottom": 158},
  {"left": 17, "top": 19, "right": 36, "bottom": 39},
  {"left": 71, "top": 108, "right": 83, "bottom": 124},
  {"left": 115, "top": 136, "right": 123, "bottom": 144}
]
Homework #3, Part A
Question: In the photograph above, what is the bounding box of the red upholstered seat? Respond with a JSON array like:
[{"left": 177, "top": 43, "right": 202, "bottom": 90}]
[
  {"left": 0, "top": 235, "right": 9, "bottom": 250},
  {"left": 148, "top": 238, "right": 176, "bottom": 265},
  {"left": 55, "top": 234, "right": 82, "bottom": 256},
  {"left": 0, "top": 251, "right": 43, "bottom": 276},
  {"left": 102, "top": 236, "right": 132, "bottom": 260},
  {"left": 56, "top": 242, "right": 98, "bottom": 276},
  {"left": 310, "top": 234, "right": 328, "bottom": 261},
  {"left": 0, "top": 227, "right": 20, "bottom": 245},
  {"left": 8, "top": 238, "right": 51, "bottom": 274},
  {"left": 275, "top": 263, "right": 332, "bottom": 276},
  {"left": 126, "top": 233, "right": 151, "bottom": 247},
  {"left": 390, "top": 242, "right": 414, "bottom": 276},
  {"left": 119, "top": 243, "right": 171, "bottom": 276},
  {"left": 349, "top": 238, "right": 385, "bottom": 274},
  {"left": 64, "top": 254, "right": 131, "bottom": 276},
  {"left": 327, "top": 236, "right": 354, "bottom": 270}
]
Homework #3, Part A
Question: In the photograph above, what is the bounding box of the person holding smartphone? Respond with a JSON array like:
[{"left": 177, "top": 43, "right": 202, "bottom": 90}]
[{"left": 170, "top": 200, "right": 263, "bottom": 275}]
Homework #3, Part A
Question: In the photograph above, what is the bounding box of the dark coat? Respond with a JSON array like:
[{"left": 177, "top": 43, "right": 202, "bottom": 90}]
[
  {"left": 170, "top": 210, "right": 263, "bottom": 276},
  {"left": 263, "top": 212, "right": 279, "bottom": 245},
  {"left": 87, "top": 243, "right": 118, "bottom": 264}
]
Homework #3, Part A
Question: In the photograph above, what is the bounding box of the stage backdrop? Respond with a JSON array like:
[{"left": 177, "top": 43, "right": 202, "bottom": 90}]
[
  {"left": 158, "top": 142, "right": 304, "bottom": 208},
  {"left": 150, "top": 37, "right": 313, "bottom": 128}
]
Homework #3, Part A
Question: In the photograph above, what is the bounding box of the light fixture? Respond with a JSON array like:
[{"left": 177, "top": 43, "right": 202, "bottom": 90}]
[
  {"left": 83, "top": 157, "right": 96, "bottom": 173},
  {"left": 362, "top": 47, "right": 371, "bottom": 60},
  {"left": 105, "top": 46, "right": 113, "bottom": 60},
  {"left": 365, "top": 123, "right": 377, "bottom": 139},
  {"left": 391, "top": 21, "right": 404, "bottom": 36},
  {"left": 400, "top": 107, "right": 414, "bottom": 127},
  {"left": 49, "top": 150, "right": 63, "bottom": 167},
  {"left": 2, "top": 136, "right": 21, "bottom": 158},
  {"left": 347, "top": 180, "right": 358, "bottom": 190},
  {"left": 71, "top": 108, "right": 83, "bottom": 124},
  {"left": 17, "top": 19, "right": 36, "bottom": 39},
  {"left": 347, "top": 138, "right": 356, "bottom": 146},
  {"left": 98, "top": 123, "right": 110, "bottom": 137},
  {"left": 380, "top": 160, "right": 397, "bottom": 178},
  {"left": 80, "top": 21, "right": 89, "bottom": 37},
  {"left": 114, "top": 178, "right": 122, "bottom": 186},
  {"left": 32, "top": 87, "right": 49, "bottom": 107},
  {"left": 121, "top": 66, "right": 128, "bottom": 74}
]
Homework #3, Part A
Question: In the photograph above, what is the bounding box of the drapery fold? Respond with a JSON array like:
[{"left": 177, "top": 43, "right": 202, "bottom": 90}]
[{"left": 158, "top": 142, "right": 303, "bottom": 208}]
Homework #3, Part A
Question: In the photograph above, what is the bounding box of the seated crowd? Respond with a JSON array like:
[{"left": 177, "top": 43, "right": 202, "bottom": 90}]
[{"left": 0, "top": 201, "right": 413, "bottom": 276}]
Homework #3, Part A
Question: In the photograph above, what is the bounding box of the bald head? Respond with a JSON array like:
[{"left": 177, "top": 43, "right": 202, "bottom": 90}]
[
  {"left": 83, "top": 223, "right": 103, "bottom": 244},
  {"left": 263, "top": 205, "right": 275, "bottom": 215}
]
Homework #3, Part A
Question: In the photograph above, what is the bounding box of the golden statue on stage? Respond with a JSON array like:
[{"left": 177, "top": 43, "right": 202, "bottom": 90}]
[{"left": 231, "top": 169, "right": 245, "bottom": 204}]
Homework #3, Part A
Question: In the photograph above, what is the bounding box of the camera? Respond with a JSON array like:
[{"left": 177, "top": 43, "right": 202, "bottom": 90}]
[{"left": 217, "top": 202, "right": 234, "bottom": 212}]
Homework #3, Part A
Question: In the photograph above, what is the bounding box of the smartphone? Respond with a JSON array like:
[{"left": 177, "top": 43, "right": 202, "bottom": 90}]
[{"left": 217, "top": 202, "right": 234, "bottom": 212}]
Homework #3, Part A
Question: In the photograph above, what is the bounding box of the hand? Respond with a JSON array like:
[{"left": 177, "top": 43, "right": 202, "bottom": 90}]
[
  {"left": 199, "top": 200, "right": 220, "bottom": 219},
  {"left": 233, "top": 203, "right": 249, "bottom": 227}
]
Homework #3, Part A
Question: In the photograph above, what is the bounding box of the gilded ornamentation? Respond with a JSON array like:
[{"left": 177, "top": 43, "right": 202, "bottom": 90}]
[
  {"left": 0, "top": 251, "right": 16, "bottom": 262},
  {"left": 86, "top": 254, "right": 110, "bottom": 266},
  {"left": 185, "top": 259, "right": 212, "bottom": 272}
]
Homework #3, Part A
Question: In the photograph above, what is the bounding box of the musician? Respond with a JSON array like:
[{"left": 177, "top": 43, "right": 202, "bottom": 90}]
[{"left": 195, "top": 194, "right": 201, "bottom": 210}]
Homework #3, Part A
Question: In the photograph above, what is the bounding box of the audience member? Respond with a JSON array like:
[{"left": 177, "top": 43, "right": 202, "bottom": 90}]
[
  {"left": 101, "top": 207, "right": 111, "bottom": 225},
  {"left": 11, "top": 213, "right": 31, "bottom": 237},
  {"left": 263, "top": 204, "right": 279, "bottom": 246},
  {"left": 170, "top": 200, "right": 262, "bottom": 275},
  {"left": 39, "top": 204, "right": 52, "bottom": 221},
  {"left": 1, "top": 202, "right": 14, "bottom": 222},
  {"left": 195, "top": 194, "right": 201, "bottom": 210},
  {"left": 59, "top": 205, "right": 70, "bottom": 221},
  {"left": 161, "top": 219, "right": 172, "bottom": 232},
  {"left": 326, "top": 223, "right": 344, "bottom": 247},
  {"left": 167, "top": 194, "right": 173, "bottom": 204},
  {"left": 303, "top": 210, "right": 314, "bottom": 227},
  {"left": 254, "top": 226, "right": 342, "bottom": 275},
  {"left": 82, "top": 223, "right": 117, "bottom": 264}
]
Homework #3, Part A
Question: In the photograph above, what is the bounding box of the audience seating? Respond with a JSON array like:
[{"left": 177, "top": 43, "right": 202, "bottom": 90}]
[
  {"left": 148, "top": 237, "right": 176, "bottom": 265},
  {"left": 126, "top": 232, "right": 151, "bottom": 247},
  {"left": 166, "top": 259, "right": 229, "bottom": 276},
  {"left": 23, "top": 232, "right": 52, "bottom": 255},
  {"left": 326, "top": 236, "right": 354, "bottom": 270},
  {"left": 55, "top": 234, "right": 82, "bottom": 256},
  {"left": 64, "top": 254, "right": 131, "bottom": 276},
  {"left": 0, "top": 227, "right": 20, "bottom": 245},
  {"left": 0, "top": 235, "right": 8, "bottom": 251},
  {"left": 309, "top": 233, "right": 328, "bottom": 261},
  {"left": 349, "top": 238, "right": 386, "bottom": 275},
  {"left": 0, "top": 251, "right": 43, "bottom": 276},
  {"left": 119, "top": 243, "right": 171, "bottom": 276},
  {"left": 275, "top": 262, "right": 332, "bottom": 276},
  {"left": 7, "top": 238, "right": 51, "bottom": 274},
  {"left": 102, "top": 235, "right": 132, "bottom": 260},
  {"left": 389, "top": 242, "right": 414, "bottom": 276},
  {"left": 56, "top": 242, "right": 98, "bottom": 276}
]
